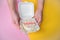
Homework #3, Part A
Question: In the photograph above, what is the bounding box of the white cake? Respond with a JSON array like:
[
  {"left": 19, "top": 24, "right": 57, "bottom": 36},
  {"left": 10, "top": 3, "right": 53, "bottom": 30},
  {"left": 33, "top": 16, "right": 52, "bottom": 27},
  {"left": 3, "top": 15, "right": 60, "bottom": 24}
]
[{"left": 18, "top": 2, "right": 40, "bottom": 33}]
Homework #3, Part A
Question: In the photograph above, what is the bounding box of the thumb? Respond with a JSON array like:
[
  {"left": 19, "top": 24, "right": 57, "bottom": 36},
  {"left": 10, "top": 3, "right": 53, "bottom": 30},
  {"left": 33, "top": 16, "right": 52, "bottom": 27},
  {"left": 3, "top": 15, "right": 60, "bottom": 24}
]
[{"left": 15, "top": 21, "right": 20, "bottom": 30}]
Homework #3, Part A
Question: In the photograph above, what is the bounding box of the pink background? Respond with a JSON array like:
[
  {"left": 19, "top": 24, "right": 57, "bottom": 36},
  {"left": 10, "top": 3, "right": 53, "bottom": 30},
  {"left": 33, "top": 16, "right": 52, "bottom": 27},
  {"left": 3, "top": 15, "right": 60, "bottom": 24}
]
[{"left": 0, "top": 0, "right": 29, "bottom": 40}]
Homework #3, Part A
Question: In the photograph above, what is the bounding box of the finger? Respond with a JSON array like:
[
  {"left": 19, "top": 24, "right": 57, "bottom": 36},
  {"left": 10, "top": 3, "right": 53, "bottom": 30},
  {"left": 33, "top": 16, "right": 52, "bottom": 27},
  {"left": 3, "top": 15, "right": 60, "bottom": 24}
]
[
  {"left": 12, "top": 18, "right": 20, "bottom": 29},
  {"left": 15, "top": 23, "right": 20, "bottom": 30},
  {"left": 38, "top": 18, "right": 41, "bottom": 25},
  {"left": 34, "top": 15, "right": 41, "bottom": 24}
]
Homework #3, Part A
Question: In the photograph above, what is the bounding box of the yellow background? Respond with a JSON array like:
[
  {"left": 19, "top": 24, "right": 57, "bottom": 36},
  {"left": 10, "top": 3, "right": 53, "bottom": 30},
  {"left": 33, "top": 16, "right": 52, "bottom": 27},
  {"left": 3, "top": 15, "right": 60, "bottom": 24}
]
[{"left": 22, "top": 0, "right": 60, "bottom": 40}]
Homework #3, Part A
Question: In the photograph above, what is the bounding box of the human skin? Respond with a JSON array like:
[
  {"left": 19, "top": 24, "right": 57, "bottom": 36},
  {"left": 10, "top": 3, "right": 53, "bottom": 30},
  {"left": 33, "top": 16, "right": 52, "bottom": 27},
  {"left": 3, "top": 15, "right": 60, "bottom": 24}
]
[{"left": 7, "top": 0, "right": 43, "bottom": 29}]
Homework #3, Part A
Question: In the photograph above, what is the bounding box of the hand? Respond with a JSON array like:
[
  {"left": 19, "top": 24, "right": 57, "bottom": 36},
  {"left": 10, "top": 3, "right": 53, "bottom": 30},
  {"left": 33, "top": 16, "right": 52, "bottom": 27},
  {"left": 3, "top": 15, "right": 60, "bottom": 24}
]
[
  {"left": 34, "top": 0, "right": 43, "bottom": 25},
  {"left": 34, "top": 10, "right": 42, "bottom": 25},
  {"left": 11, "top": 11, "right": 20, "bottom": 29}
]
